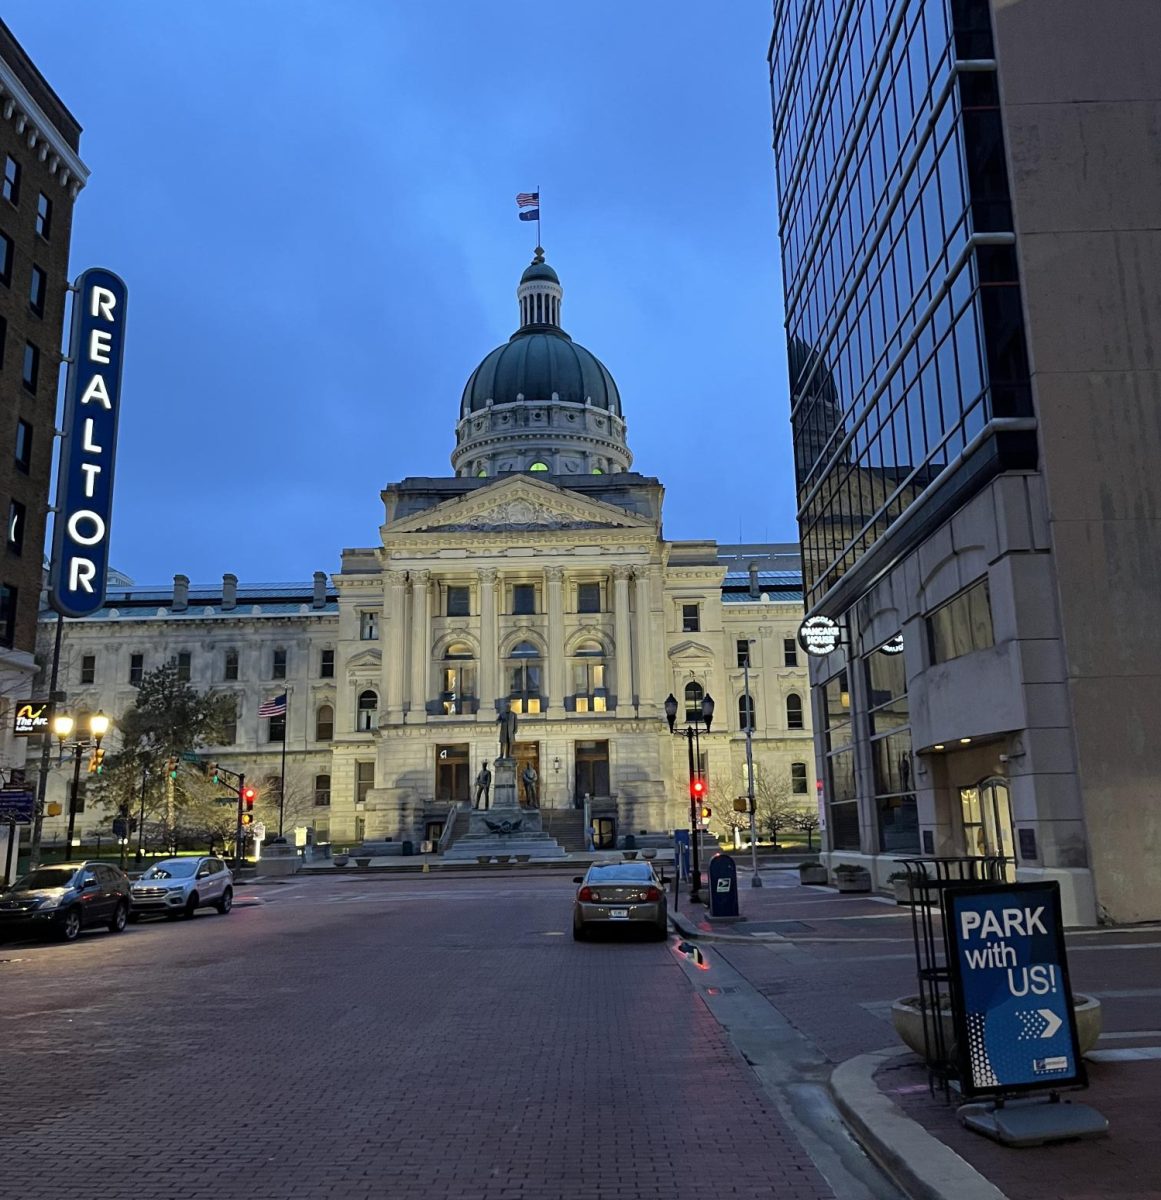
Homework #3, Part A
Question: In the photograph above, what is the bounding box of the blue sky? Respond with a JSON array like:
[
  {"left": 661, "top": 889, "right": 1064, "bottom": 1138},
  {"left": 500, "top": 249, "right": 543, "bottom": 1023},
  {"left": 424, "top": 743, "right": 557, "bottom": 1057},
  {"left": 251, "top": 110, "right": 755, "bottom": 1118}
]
[{"left": 10, "top": 2, "right": 794, "bottom": 584}]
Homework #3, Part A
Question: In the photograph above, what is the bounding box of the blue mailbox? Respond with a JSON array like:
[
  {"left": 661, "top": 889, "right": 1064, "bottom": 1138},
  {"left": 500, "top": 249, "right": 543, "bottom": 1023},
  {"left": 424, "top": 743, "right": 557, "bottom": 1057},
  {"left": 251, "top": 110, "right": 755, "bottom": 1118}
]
[{"left": 708, "top": 852, "right": 739, "bottom": 918}]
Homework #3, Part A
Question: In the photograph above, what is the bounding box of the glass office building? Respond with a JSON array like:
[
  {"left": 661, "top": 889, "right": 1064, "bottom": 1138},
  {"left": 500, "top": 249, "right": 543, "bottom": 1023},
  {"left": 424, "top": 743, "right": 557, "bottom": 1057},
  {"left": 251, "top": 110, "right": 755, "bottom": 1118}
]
[{"left": 769, "top": 0, "right": 1161, "bottom": 924}]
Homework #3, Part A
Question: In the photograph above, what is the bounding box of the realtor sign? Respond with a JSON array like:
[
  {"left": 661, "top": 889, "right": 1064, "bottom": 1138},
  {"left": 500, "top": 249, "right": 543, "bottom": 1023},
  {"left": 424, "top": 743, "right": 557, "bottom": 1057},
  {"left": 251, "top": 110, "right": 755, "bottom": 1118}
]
[
  {"left": 49, "top": 268, "right": 128, "bottom": 618},
  {"left": 946, "top": 882, "right": 1085, "bottom": 1097}
]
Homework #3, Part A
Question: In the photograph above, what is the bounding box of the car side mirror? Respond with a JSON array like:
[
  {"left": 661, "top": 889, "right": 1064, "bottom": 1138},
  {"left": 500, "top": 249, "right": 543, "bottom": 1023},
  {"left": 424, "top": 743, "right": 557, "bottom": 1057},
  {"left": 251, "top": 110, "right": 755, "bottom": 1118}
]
[{"left": 572, "top": 876, "right": 584, "bottom": 884}]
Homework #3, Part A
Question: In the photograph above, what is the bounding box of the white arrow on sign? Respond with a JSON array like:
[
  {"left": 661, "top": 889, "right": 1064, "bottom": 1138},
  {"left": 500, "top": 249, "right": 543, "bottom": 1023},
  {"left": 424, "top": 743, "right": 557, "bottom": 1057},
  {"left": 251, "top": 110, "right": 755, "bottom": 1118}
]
[{"left": 1038, "top": 1008, "right": 1063, "bottom": 1038}]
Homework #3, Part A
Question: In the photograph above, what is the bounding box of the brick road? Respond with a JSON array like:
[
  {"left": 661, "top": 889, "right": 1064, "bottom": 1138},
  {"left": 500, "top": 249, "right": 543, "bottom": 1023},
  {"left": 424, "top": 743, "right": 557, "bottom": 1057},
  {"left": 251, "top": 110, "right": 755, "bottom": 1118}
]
[{"left": 0, "top": 874, "right": 836, "bottom": 1200}]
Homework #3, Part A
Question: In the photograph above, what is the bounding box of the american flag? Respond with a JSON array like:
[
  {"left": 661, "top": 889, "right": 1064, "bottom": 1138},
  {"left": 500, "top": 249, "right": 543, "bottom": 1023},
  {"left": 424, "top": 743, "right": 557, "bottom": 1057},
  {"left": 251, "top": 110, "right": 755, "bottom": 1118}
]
[
  {"left": 258, "top": 693, "right": 287, "bottom": 718},
  {"left": 516, "top": 191, "right": 539, "bottom": 208}
]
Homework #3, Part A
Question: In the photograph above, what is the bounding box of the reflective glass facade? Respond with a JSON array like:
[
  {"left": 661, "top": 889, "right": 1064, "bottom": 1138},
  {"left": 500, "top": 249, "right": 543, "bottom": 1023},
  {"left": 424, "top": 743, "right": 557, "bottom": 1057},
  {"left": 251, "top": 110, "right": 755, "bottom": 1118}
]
[{"left": 770, "top": 0, "right": 1034, "bottom": 607}]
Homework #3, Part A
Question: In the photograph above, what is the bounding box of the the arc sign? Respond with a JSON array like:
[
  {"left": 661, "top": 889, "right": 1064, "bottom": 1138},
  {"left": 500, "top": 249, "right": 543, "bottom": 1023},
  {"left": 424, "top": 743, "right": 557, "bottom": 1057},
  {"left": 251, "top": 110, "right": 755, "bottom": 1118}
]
[
  {"left": 797, "top": 614, "right": 842, "bottom": 657},
  {"left": 49, "top": 268, "right": 128, "bottom": 618}
]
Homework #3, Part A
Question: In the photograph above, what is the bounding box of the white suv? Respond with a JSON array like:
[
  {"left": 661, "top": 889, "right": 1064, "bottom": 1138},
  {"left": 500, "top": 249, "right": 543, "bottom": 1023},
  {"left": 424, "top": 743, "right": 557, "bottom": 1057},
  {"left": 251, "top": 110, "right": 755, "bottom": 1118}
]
[{"left": 129, "top": 857, "right": 234, "bottom": 921}]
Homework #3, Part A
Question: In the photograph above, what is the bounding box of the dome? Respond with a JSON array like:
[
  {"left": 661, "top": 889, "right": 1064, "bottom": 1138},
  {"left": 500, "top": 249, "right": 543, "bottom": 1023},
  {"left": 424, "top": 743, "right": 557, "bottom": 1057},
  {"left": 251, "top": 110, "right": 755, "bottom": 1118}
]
[
  {"left": 461, "top": 329, "right": 621, "bottom": 417},
  {"left": 520, "top": 260, "right": 559, "bottom": 284}
]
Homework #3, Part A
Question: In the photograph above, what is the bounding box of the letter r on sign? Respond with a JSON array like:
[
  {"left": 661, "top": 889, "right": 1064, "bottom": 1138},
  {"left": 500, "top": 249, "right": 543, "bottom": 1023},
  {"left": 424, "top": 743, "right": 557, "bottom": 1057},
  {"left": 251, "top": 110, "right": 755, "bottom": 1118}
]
[{"left": 90, "top": 286, "right": 117, "bottom": 321}]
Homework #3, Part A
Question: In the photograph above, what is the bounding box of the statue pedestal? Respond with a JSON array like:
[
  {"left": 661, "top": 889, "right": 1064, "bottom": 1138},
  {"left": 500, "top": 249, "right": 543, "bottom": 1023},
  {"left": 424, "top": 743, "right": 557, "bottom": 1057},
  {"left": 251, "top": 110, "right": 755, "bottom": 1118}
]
[{"left": 469, "top": 761, "right": 542, "bottom": 834}]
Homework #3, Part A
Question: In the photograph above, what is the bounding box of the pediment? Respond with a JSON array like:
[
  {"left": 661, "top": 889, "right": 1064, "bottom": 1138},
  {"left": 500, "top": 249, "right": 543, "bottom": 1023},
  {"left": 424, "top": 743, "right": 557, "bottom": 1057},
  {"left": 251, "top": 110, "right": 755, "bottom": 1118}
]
[
  {"left": 386, "top": 475, "right": 656, "bottom": 535},
  {"left": 346, "top": 649, "right": 381, "bottom": 671},
  {"left": 668, "top": 639, "right": 715, "bottom": 661}
]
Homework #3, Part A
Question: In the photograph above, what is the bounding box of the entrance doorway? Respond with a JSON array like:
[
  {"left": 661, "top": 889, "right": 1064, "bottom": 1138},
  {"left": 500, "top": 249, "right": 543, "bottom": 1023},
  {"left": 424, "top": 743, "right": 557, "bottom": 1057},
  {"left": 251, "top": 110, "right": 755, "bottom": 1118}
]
[
  {"left": 960, "top": 777, "right": 1015, "bottom": 879},
  {"left": 574, "top": 740, "right": 610, "bottom": 806},
  {"left": 435, "top": 744, "right": 471, "bottom": 804},
  {"left": 514, "top": 741, "right": 540, "bottom": 808}
]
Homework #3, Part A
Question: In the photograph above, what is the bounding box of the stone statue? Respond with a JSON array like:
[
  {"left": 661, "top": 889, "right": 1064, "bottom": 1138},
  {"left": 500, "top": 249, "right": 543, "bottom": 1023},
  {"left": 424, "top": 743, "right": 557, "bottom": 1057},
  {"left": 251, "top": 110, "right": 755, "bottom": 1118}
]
[
  {"left": 521, "top": 764, "right": 539, "bottom": 808},
  {"left": 474, "top": 763, "right": 492, "bottom": 810},
  {"left": 497, "top": 704, "right": 518, "bottom": 759}
]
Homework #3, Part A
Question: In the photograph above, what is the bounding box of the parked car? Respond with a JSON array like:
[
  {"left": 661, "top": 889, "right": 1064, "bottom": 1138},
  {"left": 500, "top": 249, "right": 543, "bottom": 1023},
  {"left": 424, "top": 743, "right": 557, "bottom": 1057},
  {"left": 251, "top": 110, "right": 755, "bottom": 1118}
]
[
  {"left": 129, "top": 856, "right": 233, "bottom": 921},
  {"left": 0, "top": 861, "right": 130, "bottom": 942},
  {"left": 572, "top": 861, "right": 668, "bottom": 941}
]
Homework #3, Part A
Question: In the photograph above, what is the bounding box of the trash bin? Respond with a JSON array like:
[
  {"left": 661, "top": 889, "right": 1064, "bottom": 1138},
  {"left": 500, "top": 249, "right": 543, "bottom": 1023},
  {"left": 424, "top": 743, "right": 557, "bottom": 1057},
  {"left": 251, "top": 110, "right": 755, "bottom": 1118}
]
[
  {"left": 623, "top": 834, "right": 637, "bottom": 851},
  {"left": 401, "top": 840, "right": 414, "bottom": 856}
]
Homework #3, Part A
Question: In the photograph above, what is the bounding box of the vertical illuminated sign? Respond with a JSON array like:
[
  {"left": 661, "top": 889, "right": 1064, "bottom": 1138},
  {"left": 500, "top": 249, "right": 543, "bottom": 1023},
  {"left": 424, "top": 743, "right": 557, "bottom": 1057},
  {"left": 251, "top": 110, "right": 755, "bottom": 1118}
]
[{"left": 49, "top": 269, "right": 128, "bottom": 618}]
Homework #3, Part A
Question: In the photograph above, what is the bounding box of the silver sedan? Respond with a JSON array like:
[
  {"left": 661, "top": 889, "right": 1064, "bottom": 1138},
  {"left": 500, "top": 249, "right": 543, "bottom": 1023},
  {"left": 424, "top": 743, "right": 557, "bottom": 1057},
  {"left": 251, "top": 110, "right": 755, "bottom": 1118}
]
[{"left": 572, "top": 861, "right": 668, "bottom": 941}]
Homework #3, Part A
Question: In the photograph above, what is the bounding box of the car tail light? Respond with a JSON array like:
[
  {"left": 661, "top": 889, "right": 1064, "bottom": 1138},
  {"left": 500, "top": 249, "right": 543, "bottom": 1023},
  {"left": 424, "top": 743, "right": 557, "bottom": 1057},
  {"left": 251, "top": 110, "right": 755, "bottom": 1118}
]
[
  {"left": 644, "top": 887, "right": 661, "bottom": 902},
  {"left": 578, "top": 886, "right": 596, "bottom": 902}
]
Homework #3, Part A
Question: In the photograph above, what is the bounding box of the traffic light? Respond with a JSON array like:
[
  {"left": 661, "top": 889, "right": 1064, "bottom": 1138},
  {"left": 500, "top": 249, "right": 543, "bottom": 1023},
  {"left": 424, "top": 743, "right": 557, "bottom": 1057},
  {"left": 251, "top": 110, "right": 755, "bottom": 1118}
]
[
  {"left": 240, "top": 784, "right": 256, "bottom": 826},
  {"left": 211, "top": 763, "right": 219, "bottom": 783},
  {"left": 690, "top": 777, "right": 707, "bottom": 802},
  {"left": 87, "top": 747, "right": 106, "bottom": 775},
  {"left": 733, "top": 796, "right": 752, "bottom": 814},
  {"left": 167, "top": 756, "right": 178, "bottom": 780},
  {"left": 699, "top": 805, "right": 712, "bottom": 822}
]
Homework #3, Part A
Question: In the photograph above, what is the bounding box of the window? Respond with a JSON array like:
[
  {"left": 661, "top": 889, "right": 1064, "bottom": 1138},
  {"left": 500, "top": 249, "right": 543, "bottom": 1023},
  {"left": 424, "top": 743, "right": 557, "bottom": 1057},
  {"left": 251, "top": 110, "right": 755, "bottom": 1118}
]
[
  {"left": 508, "top": 640, "right": 542, "bottom": 714},
  {"left": 272, "top": 647, "right": 287, "bottom": 678},
  {"left": 927, "top": 579, "right": 994, "bottom": 664},
  {"left": 513, "top": 584, "right": 536, "bottom": 615},
  {"left": 786, "top": 693, "right": 804, "bottom": 730},
  {"left": 446, "top": 585, "right": 470, "bottom": 617},
  {"left": 866, "top": 639, "right": 918, "bottom": 852},
  {"left": 78, "top": 653, "right": 95, "bottom": 684},
  {"left": 220, "top": 701, "right": 237, "bottom": 745},
  {"left": 7, "top": 500, "right": 24, "bottom": 555},
  {"left": 441, "top": 643, "right": 477, "bottom": 715},
  {"left": 577, "top": 582, "right": 601, "bottom": 614},
  {"left": 356, "top": 760, "right": 374, "bottom": 803},
  {"left": 315, "top": 704, "right": 334, "bottom": 741},
  {"left": 571, "top": 639, "right": 607, "bottom": 713},
  {"left": 738, "top": 694, "right": 756, "bottom": 731},
  {"left": 314, "top": 774, "right": 331, "bottom": 807},
  {"left": 29, "top": 265, "right": 45, "bottom": 316},
  {"left": 684, "top": 681, "right": 704, "bottom": 721},
  {"left": 267, "top": 711, "right": 285, "bottom": 743},
  {"left": 783, "top": 637, "right": 798, "bottom": 667},
  {"left": 574, "top": 739, "right": 610, "bottom": 799},
  {"left": 529, "top": 461, "right": 549, "bottom": 472},
  {"left": 319, "top": 648, "right": 334, "bottom": 678},
  {"left": 129, "top": 653, "right": 144, "bottom": 686},
  {"left": 224, "top": 649, "right": 238, "bottom": 681},
  {"left": 791, "top": 762, "right": 808, "bottom": 794},
  {"left": 35, "top": 192, "right": 51, "bottom": 240},
  {"left": 14, "top": 419, "right": 31, "bottom": 473},
  {"left": 682, "top": 603, "right": 700, "bottom": 633},
  {"left": 736, "top": 639, "right": 751, "bottom": 668},
  {"left": 176, "top": 652, "right": 191, "bottom": 683},
  {"left": 359, "top": 610, "right": 379, "bottom": 640},
  {"left": 2, "top": 156, "right": 18, "bottom": 205},
  {"left": 22, "top": 342, "right": 38, "bottom": 393},
  {"left": 823, "top": 671, "right": 857, "bottom": 850},
  {"left": 0, "top": 584, "right": 16, "bottom": 647},
  {"left": 435, "top": 743, "right": 471, "bottom": 803},
  {"left": 357, "top": 689, "right": 378, "bottom": 731},
  {"left": 0, "top": 232, "right": 10, "bottom": 285}
]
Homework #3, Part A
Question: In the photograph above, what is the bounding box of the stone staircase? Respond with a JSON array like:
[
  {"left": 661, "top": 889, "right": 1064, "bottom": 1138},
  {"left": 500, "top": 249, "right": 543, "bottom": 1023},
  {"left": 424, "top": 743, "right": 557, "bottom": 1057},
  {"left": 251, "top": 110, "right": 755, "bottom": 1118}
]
[
  {"left": 539, "top": 809, "right": 587, "bottom": 853},
  {"left": 440, "top": 804, "right": 574, "bottom": 861}
]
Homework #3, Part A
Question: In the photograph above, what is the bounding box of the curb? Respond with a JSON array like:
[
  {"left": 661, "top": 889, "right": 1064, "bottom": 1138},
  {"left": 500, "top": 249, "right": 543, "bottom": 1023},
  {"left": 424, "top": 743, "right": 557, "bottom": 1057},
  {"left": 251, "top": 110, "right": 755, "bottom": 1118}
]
[
  {"left": 667, "top": 907, "right": 788, "bottom": 944},
  {"left": 829, "top": 1048, "right": 1005, "bottom": 1200}
]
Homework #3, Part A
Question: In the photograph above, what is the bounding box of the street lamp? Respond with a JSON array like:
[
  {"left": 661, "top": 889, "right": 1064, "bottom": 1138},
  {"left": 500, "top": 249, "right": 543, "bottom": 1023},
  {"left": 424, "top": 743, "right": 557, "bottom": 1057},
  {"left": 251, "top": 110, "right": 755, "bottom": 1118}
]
[
  {"left": 52, "top": 710, "right": 111, "bottom": 859},
  {"left": 740, "top": 641, "right": 762, "bottom": 888},
  {"left": 665, "top": 689, "right": 715, "bottom": 903}
]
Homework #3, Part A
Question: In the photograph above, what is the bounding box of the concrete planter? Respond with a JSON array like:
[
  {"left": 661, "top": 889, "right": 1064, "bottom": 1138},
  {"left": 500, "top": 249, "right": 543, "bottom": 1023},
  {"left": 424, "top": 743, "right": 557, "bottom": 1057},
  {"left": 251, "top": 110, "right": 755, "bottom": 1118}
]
[
  {"left": 354, "top": 856, "right": 371, "bottom": 868},
  {"left": 476, "top": 855, "right": 491, "bottom": 864},
  {"left": 515, "top": 853, "right": 531, "bottom": 863},
  {"left": 333, "top": 855, "right": 349, "bottom": 867},
  {"left": 799, "top": 865, "right": 828, "bottom": 885},
  {"left": 891, "top": 994, "right": 1103, "bottom": 1061},
  {"left": 835, "top": 867, "right": 872, "bottom": 893}
]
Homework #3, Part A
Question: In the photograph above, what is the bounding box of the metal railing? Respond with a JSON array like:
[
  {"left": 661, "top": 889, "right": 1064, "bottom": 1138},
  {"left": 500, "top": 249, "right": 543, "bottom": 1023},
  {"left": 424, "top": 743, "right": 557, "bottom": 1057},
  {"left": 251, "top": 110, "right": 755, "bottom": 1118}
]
[{"left": 436, "top": 803, "right": 464, "bottom": 856}]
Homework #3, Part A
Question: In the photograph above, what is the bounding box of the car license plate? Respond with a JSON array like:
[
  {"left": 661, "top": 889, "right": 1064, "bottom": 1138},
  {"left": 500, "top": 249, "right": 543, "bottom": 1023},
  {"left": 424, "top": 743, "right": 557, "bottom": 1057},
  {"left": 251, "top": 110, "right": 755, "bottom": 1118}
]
[{"left": 610, "top": 908, "right": 629, "bottom": 919}]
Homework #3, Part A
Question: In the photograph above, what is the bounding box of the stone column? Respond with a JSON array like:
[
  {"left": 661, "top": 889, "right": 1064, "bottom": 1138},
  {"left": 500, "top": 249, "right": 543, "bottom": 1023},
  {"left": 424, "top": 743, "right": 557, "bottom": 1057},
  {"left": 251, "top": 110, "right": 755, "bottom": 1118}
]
[
  {"left": 613, "top": 565, "right": 633, "bottom": 712},
  {"left": 384, "top": 570, "right": 408, "bottom": 723},
  {"left": 634, "top": 568, "right": 656, "bottom": 716},
  {"left": 546, "top": 565, "right": 565, "bottom": 718},
  {"left": 409, "top": 569, "right": 430, "bottom": 722},
  {"left": 477, "top": 567, "right": 498, "bottom": 722}
]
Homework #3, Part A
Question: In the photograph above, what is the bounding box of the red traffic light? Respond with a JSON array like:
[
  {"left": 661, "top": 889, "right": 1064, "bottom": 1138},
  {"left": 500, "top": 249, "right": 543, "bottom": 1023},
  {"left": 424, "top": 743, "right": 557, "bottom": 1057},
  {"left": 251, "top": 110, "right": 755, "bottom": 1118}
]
[
  {"left": 690, "top": 778, "right": 706, "bottom": 799},
  {"left": 242, "top": 786, "right": 256, "bottom": 807}
]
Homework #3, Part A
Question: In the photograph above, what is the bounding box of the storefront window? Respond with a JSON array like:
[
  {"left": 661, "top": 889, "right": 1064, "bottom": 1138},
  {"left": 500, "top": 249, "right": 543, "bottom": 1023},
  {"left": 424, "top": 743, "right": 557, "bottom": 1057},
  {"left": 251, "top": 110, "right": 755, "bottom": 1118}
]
[{"left": 866, "top": 637, "right": 918, "bottom": 852}]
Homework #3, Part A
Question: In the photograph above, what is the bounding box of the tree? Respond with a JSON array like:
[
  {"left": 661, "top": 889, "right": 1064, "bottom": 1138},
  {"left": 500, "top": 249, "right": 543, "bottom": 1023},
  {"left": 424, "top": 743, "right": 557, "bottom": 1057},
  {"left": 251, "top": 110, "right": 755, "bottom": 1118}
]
[
  {"left": 751, "top": 763, "right": 812, "bottom": 848},
  {"left": 793, "top": 807, "right": 821, "bottom": 850}
]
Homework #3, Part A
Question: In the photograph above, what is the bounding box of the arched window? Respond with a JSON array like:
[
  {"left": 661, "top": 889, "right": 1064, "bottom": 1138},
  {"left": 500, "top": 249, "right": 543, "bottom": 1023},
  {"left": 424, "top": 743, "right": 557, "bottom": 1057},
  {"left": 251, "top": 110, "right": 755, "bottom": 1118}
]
[
  {"left": 786, "top": 692, "right": 804, "bottom": 730},
  {"left": 684, "top": 681, "right": 704, "bottom": 721},
  {"left": 357, "top": 689, "right": 378, "bottom": 732},
  {"left": 738, "top": 694, "right": 756, "bottom": 731},
  {"left": 314, "top": 774, "right": 331, "bottom": 807},
  {"left": 572, "top": 639, "right": 608, "bottom": 713},
  {"left": 315, "top": 704, "right": 334, "bottom": 741},
  {"left": 529, "top": 461, "right": 549, "bottom": 472},
  {"left": 508, "top": 640, "right": 542, "bottom": 714},
  {"left": 442, "top": 642, "right": 477, "bottom": 715}
]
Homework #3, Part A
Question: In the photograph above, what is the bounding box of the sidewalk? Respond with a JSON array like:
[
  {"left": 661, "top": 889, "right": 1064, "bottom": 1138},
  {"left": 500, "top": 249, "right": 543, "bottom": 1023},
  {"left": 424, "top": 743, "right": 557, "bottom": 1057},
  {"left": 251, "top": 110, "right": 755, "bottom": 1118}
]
[{"left": 669, "top": 860, "right": 1161, "bottom": 1200}]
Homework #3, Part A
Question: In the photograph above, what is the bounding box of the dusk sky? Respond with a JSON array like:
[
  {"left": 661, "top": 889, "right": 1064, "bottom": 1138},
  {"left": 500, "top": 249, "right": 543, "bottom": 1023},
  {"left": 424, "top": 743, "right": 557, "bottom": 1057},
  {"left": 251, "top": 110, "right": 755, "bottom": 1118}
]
[{"left": 10, "top": 3, "right": 794, "bottom": 585}]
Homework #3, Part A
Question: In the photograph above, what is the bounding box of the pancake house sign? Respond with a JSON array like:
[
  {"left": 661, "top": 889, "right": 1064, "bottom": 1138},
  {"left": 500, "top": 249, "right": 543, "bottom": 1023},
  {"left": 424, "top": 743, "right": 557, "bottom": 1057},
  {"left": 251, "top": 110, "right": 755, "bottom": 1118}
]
[{"left": 49, "top": 269, "right": 128, "bottom": 618}]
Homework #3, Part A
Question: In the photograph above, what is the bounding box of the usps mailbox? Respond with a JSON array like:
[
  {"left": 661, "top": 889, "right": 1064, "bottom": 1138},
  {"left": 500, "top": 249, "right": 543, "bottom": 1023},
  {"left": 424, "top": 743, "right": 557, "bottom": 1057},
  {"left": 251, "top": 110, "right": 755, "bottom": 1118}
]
[{"left": 708, "top": 852, "right": 739, "bottom": 918}]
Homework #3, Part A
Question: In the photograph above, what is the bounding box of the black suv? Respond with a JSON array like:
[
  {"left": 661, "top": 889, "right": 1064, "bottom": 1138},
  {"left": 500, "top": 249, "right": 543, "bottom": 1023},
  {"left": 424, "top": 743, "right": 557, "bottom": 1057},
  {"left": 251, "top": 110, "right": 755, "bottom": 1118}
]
[{"left": 0, "top": 861, "right": 131, "bottom": 942}]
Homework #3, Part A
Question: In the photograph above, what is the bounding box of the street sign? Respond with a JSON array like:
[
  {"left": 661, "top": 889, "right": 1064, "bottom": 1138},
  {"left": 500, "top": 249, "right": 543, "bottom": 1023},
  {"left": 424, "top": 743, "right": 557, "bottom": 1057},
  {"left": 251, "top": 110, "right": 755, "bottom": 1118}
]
[
  {"left": 0, "top": 789, "right": 35, "bottom": 823},
  {"left": 946, "top": 882, "right": 1084, "bottom": 1097},
  {"left": 180, "top": 752, "right": 201, "bottom": 763},
  {"left": 252, "top": 823, "right": 266, "bottom": 840}
]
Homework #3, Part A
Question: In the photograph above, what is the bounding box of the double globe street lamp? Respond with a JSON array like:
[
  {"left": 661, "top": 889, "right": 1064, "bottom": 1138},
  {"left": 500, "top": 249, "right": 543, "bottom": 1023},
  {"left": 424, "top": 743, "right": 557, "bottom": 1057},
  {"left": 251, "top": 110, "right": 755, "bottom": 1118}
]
[
  {"left": 52, "top": 710, "right": 111, "bottom": 858},
  {"left": 664, "top": 689, "right": 714, "bottom": 903}
]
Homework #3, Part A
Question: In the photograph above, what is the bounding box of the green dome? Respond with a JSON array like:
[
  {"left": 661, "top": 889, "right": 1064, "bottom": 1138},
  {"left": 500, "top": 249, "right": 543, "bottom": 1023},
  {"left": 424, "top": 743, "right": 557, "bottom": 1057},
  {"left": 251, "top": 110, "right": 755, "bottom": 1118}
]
[
  {"left": 461, "top": 328, "right": 621, "bottom": 417},
  {"left": 520, "top": 260, "right": 559, "bottom": 284}
]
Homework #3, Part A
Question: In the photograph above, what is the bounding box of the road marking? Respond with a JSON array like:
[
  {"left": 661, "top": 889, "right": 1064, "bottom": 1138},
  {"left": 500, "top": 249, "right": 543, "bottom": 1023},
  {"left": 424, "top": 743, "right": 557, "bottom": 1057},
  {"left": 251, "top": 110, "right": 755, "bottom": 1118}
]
[{"left": 1086, "top": 1047, "right": 1161, "bottom": 1062}]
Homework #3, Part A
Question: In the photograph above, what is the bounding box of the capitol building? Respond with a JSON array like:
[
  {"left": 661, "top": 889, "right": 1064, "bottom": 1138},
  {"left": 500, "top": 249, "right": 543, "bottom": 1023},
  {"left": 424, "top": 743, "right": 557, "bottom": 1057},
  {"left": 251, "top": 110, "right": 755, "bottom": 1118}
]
[{"left": 37, "top": 252, "right": 813, "bottom": 851}]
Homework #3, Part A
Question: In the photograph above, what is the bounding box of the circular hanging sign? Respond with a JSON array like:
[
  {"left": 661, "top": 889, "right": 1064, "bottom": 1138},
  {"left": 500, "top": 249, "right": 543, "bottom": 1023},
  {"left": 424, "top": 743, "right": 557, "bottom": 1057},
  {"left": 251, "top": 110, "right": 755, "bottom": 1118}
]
[
  {"left": 878, "top": 633, "right": 904, "bottom": 655},
  {"left": 797, "top": 615, "right": 842, "bottom": 657}
]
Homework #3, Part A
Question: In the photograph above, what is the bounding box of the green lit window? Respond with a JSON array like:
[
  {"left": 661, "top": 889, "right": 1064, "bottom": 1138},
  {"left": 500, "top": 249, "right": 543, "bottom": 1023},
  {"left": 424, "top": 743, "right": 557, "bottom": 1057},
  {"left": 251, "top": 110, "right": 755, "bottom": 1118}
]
[{"left": 529, "top": 461, "right": 549, "bottom": 472}]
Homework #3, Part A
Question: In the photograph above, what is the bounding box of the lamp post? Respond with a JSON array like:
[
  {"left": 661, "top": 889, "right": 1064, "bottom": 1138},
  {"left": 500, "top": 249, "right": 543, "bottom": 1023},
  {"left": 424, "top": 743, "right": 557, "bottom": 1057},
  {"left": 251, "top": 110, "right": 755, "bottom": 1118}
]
[
  {"left": 51, "top": 710, "right": 111, "bottom": 860},
  {"left": 741, "top": 642, "right": 762, "bottom": 888},
  {"left": 664, "top": 690, "right": 715, "bottom": 903}
]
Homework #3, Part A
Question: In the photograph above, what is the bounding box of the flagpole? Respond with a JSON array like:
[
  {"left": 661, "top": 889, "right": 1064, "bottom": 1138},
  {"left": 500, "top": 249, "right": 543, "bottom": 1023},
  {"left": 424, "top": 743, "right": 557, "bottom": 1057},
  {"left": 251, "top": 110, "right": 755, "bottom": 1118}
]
[
  {"left": 537, "top": 183, "right": 541, "bottom": 250},
  {"left": 278, "top": 692, "right": 288, "bottom": 837}
]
